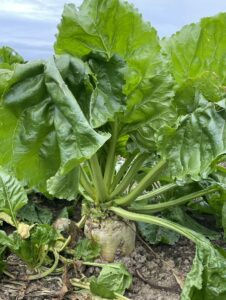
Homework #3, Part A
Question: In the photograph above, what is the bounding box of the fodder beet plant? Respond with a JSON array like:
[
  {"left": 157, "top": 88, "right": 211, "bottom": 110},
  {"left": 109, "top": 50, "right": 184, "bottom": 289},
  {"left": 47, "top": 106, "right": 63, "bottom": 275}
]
[{"left": 1, "top": 1, "right": 226, "bottom": 299}]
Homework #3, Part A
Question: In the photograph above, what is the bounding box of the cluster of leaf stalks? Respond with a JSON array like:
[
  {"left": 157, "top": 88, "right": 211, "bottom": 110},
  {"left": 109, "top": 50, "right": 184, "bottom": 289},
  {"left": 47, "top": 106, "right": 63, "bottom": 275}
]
[{"left": 1, "top": 0, "right": 226, "bottom": 299}]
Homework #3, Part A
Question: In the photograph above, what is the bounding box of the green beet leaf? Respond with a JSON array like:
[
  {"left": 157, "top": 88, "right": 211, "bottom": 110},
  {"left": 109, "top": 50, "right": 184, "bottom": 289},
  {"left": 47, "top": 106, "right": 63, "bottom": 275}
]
[
  {"left": 163, "top": 13, "right": 226, "bottom": 106},
  {"left": 87, "top": 53, "right": 126, "bottom": 128},
  {"left": 74, "top": 238, "right": 101, "bottom": 261},
  {"left": 138, "top": 221, "right": 180, "bottom": 245},
  {"left": 0, "top": 61, "right": 61, "bottom": 193},
  {"left": 0, "top": 58, "right": 109, "bottom": 195},
  {"left": 158, "top": 97, "right": 226, "bottom": 180},
  {"left": 18, "top": 201, "right": 53, "bottom": 224},
  {"left": 47, "top": 167, "right": 80, "bottom": 201},
  {"left": 90, "top": 281, "right": 115, "bottom": 299},
  {"left": 124, "top": 13, "right": 226, "bottom": 181},
  {"left": 20, "top": 224, "right": 57, "bottom": 267},
  {"left": 182, "top": 243, "right": 226, "bottom": 300},
  {"left": 45, "top": 57, "right": 110, "bottom": 174},
  {"left": 155, "top": 13, "right": 226, "bottom": 180},
  {"left": 0, "top": 225, "right": 58, "bottom": 268},
  {"left": 54, "top": 53, "right": 126, "bottom": 129},
  {"left": 0, "top": 230, "right": 15, "bottom": 248},
  {"left": 90, "top": 263, "right": 132, "bottom": 299},
  {"left": 0, "top": 169, "right": 27, "bottom": 226}
]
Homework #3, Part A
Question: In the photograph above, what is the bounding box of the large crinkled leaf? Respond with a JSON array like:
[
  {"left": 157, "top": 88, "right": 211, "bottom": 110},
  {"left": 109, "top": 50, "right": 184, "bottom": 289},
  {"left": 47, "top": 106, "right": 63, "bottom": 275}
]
[
  {"left": 55, "top": 1, "right": 158, "bottom": 60},
  {"left": 55, "top": 0, "right": 175, "bottom": 130},
  {"left": 177, "top": 221, "right": 226, "bottom": 299},
  {"left": 0, "top": 58, "right": 109, "bottom": 194},
  {"left": 0, "top": 169, "right": 27, "bottom": 226},
  {"left": 158, "top": 15, "right": 226, "bottom": 180},
  {"left": 158, "top": 97, "right": 226, "bottom": 180},
  {"left": 45, "top": 58, "right": 110, "bottom": 174},
  {"left": 0, "top": 63, "right": 60, "bottom": 192},
  {"left": 182, "top": 244, "right": 226, "bottom": 300},
  {"left": 123, "top": 65, "right": 175, "bottom": 131},
  {"left": 164, "top": 13, "right": 226, "bottom": 84},
  {"left": 163, "top": 13, "right": 226, "bottom": 110}
]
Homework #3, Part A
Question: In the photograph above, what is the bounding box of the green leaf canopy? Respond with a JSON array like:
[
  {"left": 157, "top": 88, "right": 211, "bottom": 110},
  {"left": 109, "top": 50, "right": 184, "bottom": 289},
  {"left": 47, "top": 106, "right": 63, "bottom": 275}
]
[{"left": 1, "top": 3, "right": 226, "bottom": 192}]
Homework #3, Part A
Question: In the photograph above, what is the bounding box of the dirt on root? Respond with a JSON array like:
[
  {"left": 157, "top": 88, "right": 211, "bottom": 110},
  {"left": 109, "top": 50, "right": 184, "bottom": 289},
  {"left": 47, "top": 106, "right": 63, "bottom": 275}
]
[{"left": 0, "top": 236, "right": 195, "bottom": 300}]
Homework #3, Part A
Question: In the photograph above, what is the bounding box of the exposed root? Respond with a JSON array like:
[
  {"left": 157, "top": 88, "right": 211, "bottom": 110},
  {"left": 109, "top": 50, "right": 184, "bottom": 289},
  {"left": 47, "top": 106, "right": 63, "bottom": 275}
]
[{"left": 84, "top": 217, "right": 136, "bottom": 262}]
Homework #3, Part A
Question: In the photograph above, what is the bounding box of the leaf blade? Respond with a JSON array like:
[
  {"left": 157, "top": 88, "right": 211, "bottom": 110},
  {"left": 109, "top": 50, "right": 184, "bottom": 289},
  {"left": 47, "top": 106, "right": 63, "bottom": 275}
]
[{"left": 0, "top": 169, "right": 27, "bottom": 226}]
